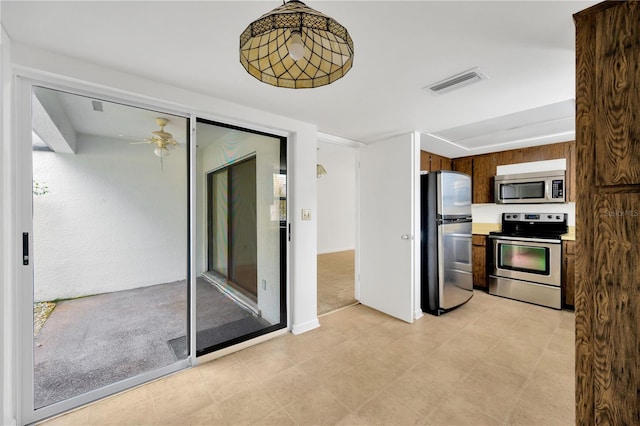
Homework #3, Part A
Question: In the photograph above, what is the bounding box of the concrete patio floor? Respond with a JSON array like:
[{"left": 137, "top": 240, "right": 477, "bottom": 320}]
[{"left": 34, "top": 277, "right": 265, "bottom": 408}]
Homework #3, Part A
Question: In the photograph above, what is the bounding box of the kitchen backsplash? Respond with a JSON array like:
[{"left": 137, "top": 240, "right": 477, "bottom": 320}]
[{"left": 472, "top": 202, "right": 576, "bottom": 226}]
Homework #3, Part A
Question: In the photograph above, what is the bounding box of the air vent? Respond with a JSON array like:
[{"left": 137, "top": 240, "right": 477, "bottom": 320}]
[
  {"left": 92, "top": 100, "right": 103, "bottom": 112},
  {"left": 425, "top": 67, "right": 488, "bottom": 95}
]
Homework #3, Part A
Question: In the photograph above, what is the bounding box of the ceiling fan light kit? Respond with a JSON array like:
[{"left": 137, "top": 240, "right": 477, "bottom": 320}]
[
  {"left": 131, "top": 117, "right": 180, "bottom": 170},
  {"left": 239, "top": 0, "right": 354, "bottom": 89}
]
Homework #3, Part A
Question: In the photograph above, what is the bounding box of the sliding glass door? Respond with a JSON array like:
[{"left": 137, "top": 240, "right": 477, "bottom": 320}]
[
  {"left": 208, "top": 157, "right": 258, "bottom": 301},
  {"left": 196, "top": 118, "right": 287, "bottom": 356},
  {"left": 20, "top": 82, "right": 191, "bottom": 423}
]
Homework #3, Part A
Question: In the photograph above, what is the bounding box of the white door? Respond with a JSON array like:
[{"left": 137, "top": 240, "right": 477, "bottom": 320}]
[{"left": 358, "top": 132, "right": 419, "bottom": 323}]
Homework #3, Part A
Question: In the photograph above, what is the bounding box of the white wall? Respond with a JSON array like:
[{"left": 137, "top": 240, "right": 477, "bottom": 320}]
[
  {"left": 317, "top": 140, "right": 356, "bottom": 254},
  {"left": 3, "top": 42, "right": 320, "bottom": 425},
  {"left": 196, "top": 128, "right": 281, "bottom": 324},
  {"left": 32, "top": 134, "right": 188, "bottom": 301}
]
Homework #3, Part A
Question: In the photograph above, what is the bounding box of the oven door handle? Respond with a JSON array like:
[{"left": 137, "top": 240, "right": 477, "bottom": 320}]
[{"left": 488, "top": 235, "right": 562, "bottom": 244}]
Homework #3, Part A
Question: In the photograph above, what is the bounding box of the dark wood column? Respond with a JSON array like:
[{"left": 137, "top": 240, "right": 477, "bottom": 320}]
[{"left": 574, "top": 1, "right": 640, "bottom": 424}]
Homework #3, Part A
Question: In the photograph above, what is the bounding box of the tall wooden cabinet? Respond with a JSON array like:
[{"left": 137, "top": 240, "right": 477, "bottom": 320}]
[{"left": 574, "top": 2, "right": 640, "bottom": 423}]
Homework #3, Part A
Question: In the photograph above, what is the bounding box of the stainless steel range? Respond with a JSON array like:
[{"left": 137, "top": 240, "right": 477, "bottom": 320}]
[{"left": 488, "top": 213, "right": 568, "bottom": 309}]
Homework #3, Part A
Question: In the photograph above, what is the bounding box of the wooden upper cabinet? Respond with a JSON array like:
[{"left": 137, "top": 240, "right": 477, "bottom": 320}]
[
  {"left": 420, "top": 150, "right": 452, "bottom": 172},
  {"left": 471, "top": 153, "right": 497, "bottom": 204},
  {"left": 452, "top": 157, "right": 472, "bottom": 177},
  {"left": 594, "top": 4, "right": 640, "bottom": 186}
]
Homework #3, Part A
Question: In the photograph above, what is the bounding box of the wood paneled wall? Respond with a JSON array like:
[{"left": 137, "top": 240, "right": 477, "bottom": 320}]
[{"left": 574, "top": 1, "right": 640, "bottom": 424}]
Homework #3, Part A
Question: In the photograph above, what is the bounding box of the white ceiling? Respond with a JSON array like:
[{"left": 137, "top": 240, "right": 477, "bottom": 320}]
[{"left": 1, "top": 0, "right": 598, "bottom": 158}]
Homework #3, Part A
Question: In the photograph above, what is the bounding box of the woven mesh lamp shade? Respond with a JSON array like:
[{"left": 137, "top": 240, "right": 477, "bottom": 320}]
[{"left": 240, "top": 0, "right": 354, "bottom": 89}]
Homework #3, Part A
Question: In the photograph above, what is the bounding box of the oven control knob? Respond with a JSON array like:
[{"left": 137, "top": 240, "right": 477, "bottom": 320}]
[
  {"left": 556, "top": 215, "right": 561, "bottom": 220},
  {"left": 547, "top": 215, "right": 552, "bottom": 219}
]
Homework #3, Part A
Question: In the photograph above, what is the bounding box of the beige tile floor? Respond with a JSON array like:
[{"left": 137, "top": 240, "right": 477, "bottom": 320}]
[{"left": 42, "top": 291, "right": 575, "bottom": 426}]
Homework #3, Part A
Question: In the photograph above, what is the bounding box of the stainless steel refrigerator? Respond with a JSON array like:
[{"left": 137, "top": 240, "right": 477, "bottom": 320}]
[{"left": 421, "top": 170, "right": 473, "bottom": 315}]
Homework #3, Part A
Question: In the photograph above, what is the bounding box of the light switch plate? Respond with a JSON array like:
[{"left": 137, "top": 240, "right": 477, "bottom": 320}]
[{"left": 301, "top": 209, "right": 311, "bottom": 221}]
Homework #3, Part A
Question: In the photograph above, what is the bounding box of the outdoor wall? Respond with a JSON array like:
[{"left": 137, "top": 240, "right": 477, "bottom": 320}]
[
  {"left": 32, "top": 134, "right": 188, "bottom": 301},
  {"left": 196, "top": 127, "right": 282, "bottom": 324},
  {"left": 317, "top": 141, "right": 356, "bottom": 254}
]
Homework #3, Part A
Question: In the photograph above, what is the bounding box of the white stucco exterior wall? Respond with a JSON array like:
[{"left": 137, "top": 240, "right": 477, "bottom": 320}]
[
  {"left": 32, "top": 134, "right": 188, "bottom": 301},
  {"left": 317, "top": 140, "right": 356, "bottom": 254}
]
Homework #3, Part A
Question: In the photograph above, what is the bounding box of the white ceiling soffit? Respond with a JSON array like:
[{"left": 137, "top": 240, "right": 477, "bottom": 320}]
[
  {"left": 426, "top": 99, "right": 575, "bottom": 152},
  {"left": 32, "top": 89, "right": 77, "bottom": 154}
]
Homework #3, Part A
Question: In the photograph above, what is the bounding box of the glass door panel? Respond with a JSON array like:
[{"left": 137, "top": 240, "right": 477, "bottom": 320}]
[
  {"left": 28, "top": 86, "right": 189, "bottom": 415},
  {"left": 196, "top": 118, "right": 287, "bottom": 356}
]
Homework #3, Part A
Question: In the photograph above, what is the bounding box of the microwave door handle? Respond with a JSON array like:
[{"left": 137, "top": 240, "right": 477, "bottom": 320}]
[{"left": 546, "top": 180, "right": 551, "bottom": 201}]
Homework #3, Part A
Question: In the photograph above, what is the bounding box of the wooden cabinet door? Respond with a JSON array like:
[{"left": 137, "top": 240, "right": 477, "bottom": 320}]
[
  {"left": 574, "top": 3, "right": 640, "bottom": 422},
  {"left": 472, "top": 235, "right": 487, "bottom": 289},
  {"left": 420, "top": 150, "right": 453, "bottom": 172},
  {"left": 452, "top": 157, "right": 472, "bottom": 177},
  {"left": 472, "top": 154, "right": 496, "bottom": 203},
  {"left": 419, "top": 150, "right": 430, "bottom": 172},
  {"left": 562, "top": 241, "right": 575, "bottom": 309}
]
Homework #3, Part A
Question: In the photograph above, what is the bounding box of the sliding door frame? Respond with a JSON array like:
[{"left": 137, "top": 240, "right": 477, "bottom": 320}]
[
  {"left": 15, "top": 76, "right": 193, "bottom": 425},
  {"left": 195, "top": 117, "right": 289, "bottom": 357}
]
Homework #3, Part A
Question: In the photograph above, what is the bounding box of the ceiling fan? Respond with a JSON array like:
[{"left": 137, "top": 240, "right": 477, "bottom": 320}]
[{"left": 131, "top": 117, "right": 180, "bottom": 169}]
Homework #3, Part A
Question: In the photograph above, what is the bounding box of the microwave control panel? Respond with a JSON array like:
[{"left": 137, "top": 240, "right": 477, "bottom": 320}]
[{"left": 551, "top": 179, "right": 564, "bottom": 199}]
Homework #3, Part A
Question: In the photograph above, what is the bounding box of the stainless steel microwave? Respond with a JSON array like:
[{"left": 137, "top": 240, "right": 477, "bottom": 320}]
[{"left": 494, "top": 170, "right": 566, "bottom": 204}]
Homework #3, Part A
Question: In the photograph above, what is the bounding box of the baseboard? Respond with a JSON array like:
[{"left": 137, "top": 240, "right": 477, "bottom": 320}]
[{"left": 291, "top": 318, "right": 320, "bottom": 335}]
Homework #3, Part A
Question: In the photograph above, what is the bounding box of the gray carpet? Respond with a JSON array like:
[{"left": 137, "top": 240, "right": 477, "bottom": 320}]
[
  {"left": 34, "top": 277, "right": 271, "bottom": 409},
  {"left": 317, "top": 250, "right": 358, "bottom": 315}
]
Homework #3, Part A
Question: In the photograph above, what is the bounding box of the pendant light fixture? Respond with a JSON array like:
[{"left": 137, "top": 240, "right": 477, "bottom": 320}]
[{"left": 240, "top": 0, "right": 354, "bottom": 89}]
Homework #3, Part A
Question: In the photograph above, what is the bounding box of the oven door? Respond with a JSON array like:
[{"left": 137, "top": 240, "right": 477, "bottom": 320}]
[{"left": 490, "top": 236, "right": 561, "bottom": 286}]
